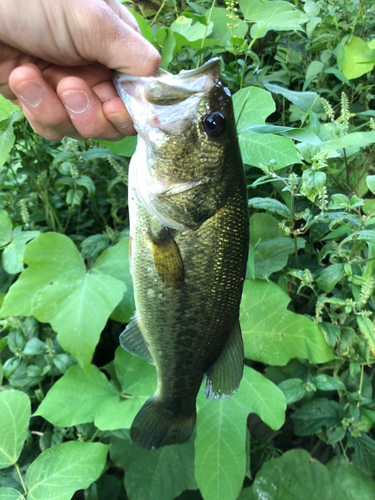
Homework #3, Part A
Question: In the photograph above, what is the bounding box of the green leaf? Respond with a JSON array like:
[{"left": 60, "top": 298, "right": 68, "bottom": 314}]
[
  {"left": 366, "top": 175, "right": 375, "bottom": 195},
  {"left": 0, "top": 390, "right": 31, "bottom": 469},
  {"left": 240, "top": 0, "right": 308, "bottom": 38},
  {"left": 357, "top": 316, "right": 375, "bottom": 357},
  {"left": 155, "top": 28, "right": 176, "bottom": 70},
  {"left": 26, "top": 441, "right": 109, "bottom": 500},
  {"left": 316, "top": 264, "right": 345, "bottom": 293},
  {"left": 278, "top": 378, "right": 306, "bottom": 404},
  {"left": 340, "top": 36, "right": 375, "bottom": 80},
  {"left": 327, "top": 457, "right": 375, "bottom": 499},
  {"left": 0, "top": 488, "right": 24, "bottom": 500},
  {"left": 0, "top": 96, "right": 19, "bottom": 122},
  {"left": 291, "top": 398, "right": 344, "bottom": 436},
  {"left": 0, "top": 233, "right": 125, "bottom": 368},
  {"left": 264, "top": 83, "right": 323, "bottom": 113},
  {"left": 128, "top": 9, "right": 154, "bottom": 43},
  {"left": 195, "top": 367, "right": 285, "bottom": 500},
  {"left": 92, "top": 238, "right": 135, "bottom": 324},
  {"left": 300, "top": 169, "right": 326, "bottom": 201},
  {"left": 249, "top": 213, "right": 304, "bottom": 278},
  {"left": 110, "top": 436, "right": 197, "bottom": 500},
  {"left": 0, "top": 211, "right": 12, "bottom": 247},
  {"left": 2, "top": 229, "right": 40, "bottom": 274},
  {"left": 248, "top": 197, "right": 291, "bottom": 218},
  {"left": 114, "top": 347, "right": 156, "bottom": 396},
  {"left": 207, "top": 7, "right": 248, "bottom": 47},
  {"left": 240, "top": 280, "right": 335, "bottom": 365},
  {"left": 241, "top": 124, "right": 323, "bottom": 146},
  {"left": 233, "top": 87, "right": 275, "bottom": 130},
  {"left": 0, "top": 126, "right": 15, "bottom": 169},
  {"left": 312, "top": 374, "right": 346, "bottom": 391},
  {"left": 76, "top": 175, "right": 96, "bottom": 197},
  {"left": 323, "top": 132, "right": 364, "bottom": 151},
  {"left": 239, "top": 132, "right": 301, "bottom": 169},
  {"left": 97, "top": 137, "right": 137, "bottom": 157},
  {"left": 238, "top": 449, "right": 332, "bottom": 500},
  {"left": 171, "top": 16, "right": 213, "bottom": 42}
]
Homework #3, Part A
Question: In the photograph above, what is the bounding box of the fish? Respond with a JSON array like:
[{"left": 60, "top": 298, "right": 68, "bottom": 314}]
[{"left": 113, "top": 58, "right": 249, "bottom": 450}]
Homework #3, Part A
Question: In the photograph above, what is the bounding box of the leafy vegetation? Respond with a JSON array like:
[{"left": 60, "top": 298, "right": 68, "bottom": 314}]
[{"left": 0, "top": 0, "right": 375, "bottom": 498}]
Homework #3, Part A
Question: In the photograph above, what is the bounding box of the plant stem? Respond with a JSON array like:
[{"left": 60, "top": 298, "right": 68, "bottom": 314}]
[
  {"left": 14, "top": 463, "right": 28, "bottom": 496},
  {"left": 150, "top": 0, "right": 167, "bottom": 27},
  {"left": 343, "top": 148, "right": 350, "bottom": 187}
]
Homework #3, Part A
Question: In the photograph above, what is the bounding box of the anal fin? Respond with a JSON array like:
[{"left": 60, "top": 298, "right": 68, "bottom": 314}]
[
  {"left": 205, "top": 321, "right": 244, "bottom": 400},
  {"left": 149, "top": 227, "right": 184, "bottom": 287},
  {"left": 119, "top": 314, "right": 154, "bottom": 365}
]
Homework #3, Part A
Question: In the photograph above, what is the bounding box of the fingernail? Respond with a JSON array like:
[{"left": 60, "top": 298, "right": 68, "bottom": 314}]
[
  {"left": 16, "top": 80, "right": 43, "bottom": 107},
  {"left": 61, "top": 91, "right": 89, "bottom": 114}
]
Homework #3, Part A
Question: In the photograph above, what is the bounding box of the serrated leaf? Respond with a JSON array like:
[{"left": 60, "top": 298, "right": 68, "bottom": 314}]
[
  {"left": 238, "top": 449, "right": 332, "bottom": 500},
  {"left": 249, "top": 213, "right": 304, "bottom": 278},
  {"left": 0, "top": 211, "right": 12, "bottom": 247},
  {"left": 195, "top": 367, "right": 285, "bottom": 500},
  {"left": 0, "top": 488, "right": 24, "bottom": 500},
  {"left": 26, "top": 441, "right": 108, "bottom": 500},
  {"left": 291, "top": 398, "right": 344, "bottom": 436},
  {"left": 327, "top": 457, "right": 375, "bottom": 499},
  {"left": 0, "top": 233, "right": 125, "bottom": 368},
  {"left": 316, "top": 264, "right": 345, "bottom": 293},
  {"left": 0, "top": 390, "right": 31, "bottom": 469},
  {"left": 240, "top": 280, "right": 335, "bottom": 365},
  {"left": 278, "top": 378, "right": 306, "bottom": 404},
  {"left": 92, "top": 238, "right": 135, "bottom": 323},
  {"left": 248, "top": 197, "right": 291, "bottom": 218},
  {"left": 110, "top": 436, "right": 197, "bottom": 500}
]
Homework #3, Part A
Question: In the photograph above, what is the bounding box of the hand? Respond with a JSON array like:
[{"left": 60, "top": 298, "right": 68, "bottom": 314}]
[{"left": 0, "top": 0, "right": 161, "bottom": 141}]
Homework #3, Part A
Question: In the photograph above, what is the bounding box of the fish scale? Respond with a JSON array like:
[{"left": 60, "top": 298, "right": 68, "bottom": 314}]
[{"left": 114, "top": 58, "right": 249, "bottom": 450}]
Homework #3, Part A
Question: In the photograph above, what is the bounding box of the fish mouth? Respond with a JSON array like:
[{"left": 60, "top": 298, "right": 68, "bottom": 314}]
[{"left": 113, "top": 58, "right": 221, "bottom": 134}]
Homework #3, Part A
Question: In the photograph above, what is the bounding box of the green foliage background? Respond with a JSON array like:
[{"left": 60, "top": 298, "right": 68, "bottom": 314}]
[{"left": 0, "top": 0, "right": 375, "bottom": 498}]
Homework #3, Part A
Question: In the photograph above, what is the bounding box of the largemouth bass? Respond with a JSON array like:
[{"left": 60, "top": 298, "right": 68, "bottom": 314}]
[{"left": 113, "top": 58, "right": 249, "bottom": 450}]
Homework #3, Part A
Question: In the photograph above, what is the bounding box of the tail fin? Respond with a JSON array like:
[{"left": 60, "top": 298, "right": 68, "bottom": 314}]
[{"left": 130, "top": 396, "right": 196, "bottom": 450}]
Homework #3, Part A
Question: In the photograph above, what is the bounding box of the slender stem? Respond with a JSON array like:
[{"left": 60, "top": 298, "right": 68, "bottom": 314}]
[
  {"left": 357, "top": 364, "right": 364, "bottom": 408},
  {"left": 150, "top": 0, "right": 167, "bottom": 27},
  {"left": 198, "top": 0, "right": 216, "bottom": 67},
  {"left": 343, "top": 148, "right": 350, "bottom": 187},
  {"left": 91, "top": 428, "right": 100, "bottom": 442},
  {"left": 14, "top": 463, "right": 28, "bottom": 496}
]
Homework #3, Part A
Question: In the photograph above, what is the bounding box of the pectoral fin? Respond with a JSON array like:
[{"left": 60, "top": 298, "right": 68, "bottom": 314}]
[
  {"left": 120, "top": 314, "right": 154, "bottom": 365},
  {"left": 149, "top": 227, "right": 184, "bottom": 287},
  {"left": 205, "top": 321, "right": 244, "bottom": 400}
]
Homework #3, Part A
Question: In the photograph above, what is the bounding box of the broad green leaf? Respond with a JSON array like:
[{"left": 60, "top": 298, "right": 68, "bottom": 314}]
[
  {"left": 312, "top": 374, "right": 346, "bottom": 392},
  {"left": 366, "top": 175, "right": 375, "bottom": 195},
  {"left": 291, "top": 398, "right": 344, "bottom": 436},
  {"left": 248, "top": 198, "right": 291, "bottom": 218},
  {"left": 26, "top": 441, "right": 109, "bottom": 500},
  {"left": 0, "top": 126, "right": 15, "bottom": 169},
  {"left": 98, "top": 136, "right": 137, "bottom": 157},
  {"left": 0, "top": 96, "right": 18, "bottom": 122},
  {"left": 0, "top": 390, "right": 31, "bottom": 469},
  {"left": 0, "top": 233, "right": 125, "bottom": 367},
  {"left": 0, "top": 488, "right": 23, "bottom": 500},
  {"left": 357, "top": 316, "right": 375, "bottom": 357},
  {"left": 340, "top": 36, "right": 375, "bottom": 80},
  {"left": 92, "top": 238, "right": 135, "bottom": 323},
  {"left": 240, "top": 280, "right": 335, "bottom": 365},
  {"left": 171, "top": 16, "right": 213, "bottom": 42},
  {"left": 2, "top": 229, "right": 40, "bottom": 274},
  {"left": 128, "top": 8, "right": 154, "bottom": 43},
  {"left": 316, "top": 264, "right": 345, "bottom": 293},
  {"left": 300, "top": 169, "right": 326, "bottom": 201},
  {"left": 249, "top": 213, "right": 304, "bottom": 278},
  {"left": 323, "top": 132, "right": 364, "bottom": 151},
  {"left": 0, "top": 211, "right": 12, "bottom": 247},
  {"left": 240, "top": 0, "right": 308, "bottom": 38},
  {"left": 207, "top": 7, "right": 248, "bottom": 47},
  {"left": 114, "top": 347, "right": 156, "bottom": 396},
  {"left": 241, "top": 124, "right": 323, "bottom": 146},
  {"left": 32, "top": 272, "right": 124, "bottom": 368},
  {"left": 233, "top": 87, "right": 275, "bottom": 129},
  {"left": 238, "top": 449, "right": 332, "bottom": 500},
  {"left": 327, "top": 457, "right": 375, "bottom": 499},
  {"left": 239, "top": 132, "right": 301, "bottom": 169},
  {"left": 76, "top": 175, "right": 96, "bottom": 197},
  {"left": 110, "top": 436, "right": 197, "bottom": 500},
  {"left": 155, "top": 28, "right": 176, "bottom": 70},
  {"left": 264, "top": 83, "right": 323, "bottom": 113},
  {"left": 195, "top": 367, "right": 285, "bottom": 500}
]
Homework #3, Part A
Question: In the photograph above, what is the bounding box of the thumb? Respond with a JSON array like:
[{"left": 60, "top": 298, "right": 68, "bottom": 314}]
[{"left": 72, "top": 1, "right": 161, "bottom": 76}]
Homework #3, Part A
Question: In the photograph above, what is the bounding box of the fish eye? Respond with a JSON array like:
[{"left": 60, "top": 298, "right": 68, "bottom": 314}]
[{"left": 203, "top": 112, "right": 225, "bottom": 137}]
